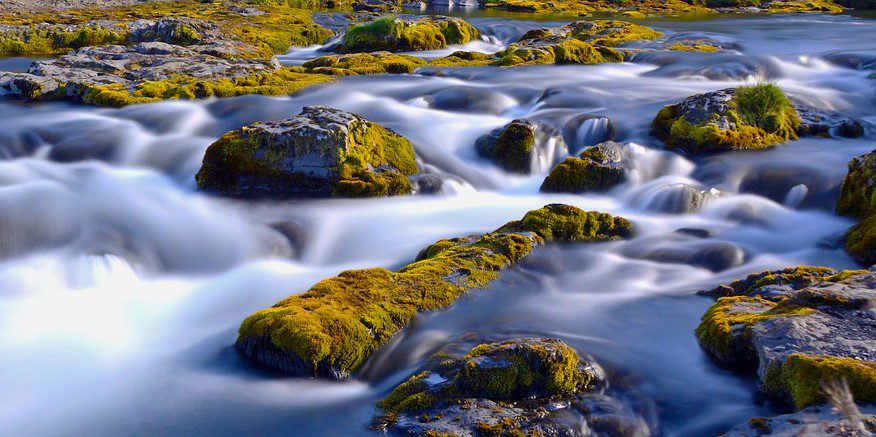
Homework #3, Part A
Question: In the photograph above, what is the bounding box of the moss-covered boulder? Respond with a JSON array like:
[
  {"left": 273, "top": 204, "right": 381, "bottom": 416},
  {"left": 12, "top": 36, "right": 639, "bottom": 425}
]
[
  {"left": 302, "top": 51, "right": 425, "bottom": 75},
  {"left": 696, "top": 268, "right": 876, "bottom": 409},
  {"left": 196, "top": 106, "right": 419, "bottom": 198},
  {"left": 371, "top": 337, "right": 648, "bottom": 435},
  {"left": 765, "top": 0, "right": 844, "bottom": 14},
  {"left": 836, "top": 150, "right": 876, "bottom": 265},
  {"left": 339, "top": 15, "right": 480, "bottom": 53},
  {"left": 540, "top": 141, "right": 627, "bottom": 193},
  {"left": 651, "top": 84, "right": 802, "bottom": 154},
  {"left": 235, "top": 204, "right": 634, "bottom": 379},
  {"left": 479, "top": 0, "right": 710, "bottom": 16},
  {"left": 476, "top": 119, "right": 568, "bottom": 174}
]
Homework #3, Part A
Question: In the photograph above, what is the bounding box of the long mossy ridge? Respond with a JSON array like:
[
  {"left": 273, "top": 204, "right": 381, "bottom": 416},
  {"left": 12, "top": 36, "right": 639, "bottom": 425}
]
[
  {"left": 430, "top": 19, "right": 660, "bottom": 68},
  {"left": 540, "top": 141, "right": 627, "bottom": 193},
  {"left": 765, "top": 0, "right": 844, "bottom": 13},
  {"left": 650, "top": 84, "right": 802, "bottom": 154},
  {"left": 836, "top": 150, "right": 876, "bottom": 265},
  {"left": 478, "top": 0, "right": 711, "bottom": 16},
  {"left": 339, "top": 16, "right": 480, "bottom": 53},
  {"left": 696, "top": 267, "right": 876, "bottom": 409},
  {"left": 235, "top": 204, "right": 634, "bottom": 379},
  {"left": 196, "top": 106, "right": 418, "bottom": 198},
  {"left": 302, "top": 51, "right": 426, "bottom": 75}
]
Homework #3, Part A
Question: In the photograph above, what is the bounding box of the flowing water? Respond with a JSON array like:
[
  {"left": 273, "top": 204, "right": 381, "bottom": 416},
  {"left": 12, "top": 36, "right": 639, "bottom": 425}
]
[{"left": 1, "top": 12, "right": 874, "bottom": 436}]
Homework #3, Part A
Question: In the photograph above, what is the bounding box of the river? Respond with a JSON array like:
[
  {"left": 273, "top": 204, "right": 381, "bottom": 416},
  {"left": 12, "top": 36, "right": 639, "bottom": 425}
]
[{"left": 0, "top": 11, "right": 874, "bottom": 436}]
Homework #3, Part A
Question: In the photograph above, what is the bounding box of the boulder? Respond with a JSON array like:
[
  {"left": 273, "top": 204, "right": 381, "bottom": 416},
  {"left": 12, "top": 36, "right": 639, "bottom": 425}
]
[
  {"left": 837, "top": 150, "right": 876, "bottom": 265},
  {"left": 696, "top": 268, "right": 876, "bottom": 409},
  {"left": 196, "top": 106, "right": 419, "bottom": 198},
  {"left": 727, "top": 405, "right": 876, "bottom": 437},
  {"left": 476, "top": 119, "right": 568, "bottom": 174},
  {"left": 235, "top": 204, "right": 634, "bottom": 379},
  {"left": 650, "top": 84, "right": 801, "bottom": 154},
  {"left": 339, "top": 15, "right": 480, "bottom": 53},
  {"left": 540, "top": 141, "right": 627, "bottom": 193},
  {"left": 795, "top": 104, "right": 866, "bottom": 138},
  {"left": 372, "top": 338, "right": 651, "bottom": 435},
  {"left": 0, "top": 73, "right": 59, "bottom": 99}
]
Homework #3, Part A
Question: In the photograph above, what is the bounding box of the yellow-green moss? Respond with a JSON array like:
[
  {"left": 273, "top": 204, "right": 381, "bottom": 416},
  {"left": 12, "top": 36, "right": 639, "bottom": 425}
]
[
  {"left": 378, "top": 372, "right": 437, "bottom": 413},
  {"left": 652, "top": 84, "right": 801, "bottom": 154},
  {"left": 498, "top": 203, "right": 634, "bottom": 242},
  {"left": 540, "top": 148, "right": 625, "bottom": 193},
  {"left": 702, "top": 266, "right": 840, "bottom": 299},
  {"left": 845, "top": 214, "right": 876, "bottom": 265},
  {"left": 696, "top": 296, "right": 815, "bottom": 361},
  {"left": 766, "top": 0, "right": 844, "bottom": 13},
  {"left": 427, "top": 50, "right": 494, "bottom": 67},
  {"left": 764, "top": 354, "right": 876, "bottom": 409},
  {"left": 81, "top": 68, "right": 333, "bottom": 107},
  {"left": 237, "top": 205, "right": 633, "bottom": 377},
  {"left": 341, "top": 16, "right": 480, "bottom": 53},
  {"left": 668, "top": 41, "right": 719, "bottom": 52},
  {"left": 0, "top": 26, "right": 128, "bottom": 56},
  {"left": 837, "top": 151, "right": 876, "bottom": 220},
  {"left": 302, "top": 52, "right": 426, "bottom": 75},
  {"left": 479, "top": 0, "right": 711, "bottom": 16},
  {"left": 568, "top": 20, "right": 662, "bottom": 47}
]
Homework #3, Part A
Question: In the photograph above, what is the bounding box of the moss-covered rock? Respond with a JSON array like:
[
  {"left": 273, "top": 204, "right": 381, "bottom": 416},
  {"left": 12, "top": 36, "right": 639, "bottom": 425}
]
[
  {"left": 339, "top": 15, "right": 480, "bottom": 53},
  {"left": 479, "top": 0, "right": 711, "bottom": 16},
  {"left": 651, "top": 84, "right": 802, "bottom": 154},
  {"left": 540, "top": 141, "right": 627, "bottom": 193},
  {"left": 302, "top": 51, "right": 425, "bottom": 75},
  {"left": 697, "top": 266, "right": 843, "bottom": 299},
  {"left": 475, "top": 119, "right": 537, "bottom": 174},
  {"left": 836, "top": 150, "right": 876, "bottom": 265},
  {"left": 764, "top": 353, "right": 876, "bottom": 409},
  {"left": 235, "top": 205, "right": 634, "bottom": 379},
  {"left": 765, "top": 0, "right": 844, "bottom": 14},
  {"left": 196, "top": 106, "right": 418, "bottom": 198}
]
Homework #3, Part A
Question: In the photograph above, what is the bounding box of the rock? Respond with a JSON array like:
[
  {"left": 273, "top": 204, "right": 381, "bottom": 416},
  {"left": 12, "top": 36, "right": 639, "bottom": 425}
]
[
  {"left": 352, "top": 0, "right": 396, "bottom": 12},
  {"left": 339, "top": 15, "right": 480, "bottom": 53},
  {"left": 696, "top": 268, "right": 876, "bottom": 409},
  {"left": 196, "top": 106, "right": 419, "bottom": 198},
  {"left": 636, "top": 183, "right": 721, "bottom": 214},
  {"left": 837, "top": 150, "right": 876, "bottom": 265},
  {"left": 129, "top": 18, "right": 220, "bottom": 46},
  {"left": 651, "top": 84, "right": 801, "bottom": 154},
  {"left": 235, "top": 204, "right": 634, "bottom": 378},
  {"left": 426, "top": 86, "right": 516, "bottom": 114},
  {"left": 0, "top": 73, "right": 58, "bottom": 99},
  {"left": 540, "top": 141, "right": 627, "bottom": 193},
  {"left": 302, "top": 51, "right": 425, "bottom": 75},
  {"left": 795, "top": 104, "right": 866, "bottom": 138},
  {"left": 372, "top": 338, "right": 652, "bottom": 436},
  {"left": 727, "top": 405, "right": 876, "bottom": 437},
  {"left": 476, "top": 119, "right": 568, "bottom": 174}
]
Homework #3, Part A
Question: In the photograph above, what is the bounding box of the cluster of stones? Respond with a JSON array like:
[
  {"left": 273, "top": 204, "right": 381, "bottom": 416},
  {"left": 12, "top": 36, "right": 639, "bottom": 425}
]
[
  {"left": 695, "top": 267, "right": 875, "bottom": 423},
  {"left": 372, "top": 337, "right": 650, "bottom": 435}
]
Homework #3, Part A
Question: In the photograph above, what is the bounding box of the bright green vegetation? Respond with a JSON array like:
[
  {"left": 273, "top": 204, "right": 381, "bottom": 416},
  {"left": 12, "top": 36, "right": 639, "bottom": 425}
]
[
  {"left": 340, "top": 16, "right": 480, "bottom": 53},
  {"left": 379, "top": 338, "right": 594, "bottom": 415},
  {"left": 236, "top": 205, "right": 634, "bottom": 377},
  {"left": 766, "top": 0, "right": 844, "bottom": 13},
  {"left": 836, "top": 151, "right": 876, "bottom": 265},
  {"left": 0, "top": 1, "right": 333, "bottom": 58},
  {"left": 478, "top": 0, "right": 711, "bottom": 16},
  {"left": 764, "top": 354, "right": 876, "bottom": 408},
  {"left": 302, "top": 52, "right": 426, "bottom": 75},
  {"left": 0, "top": 26, "right": 128, "bottom": 56},
  {"left": 81, "top": 68, "right": 333, "bottom": 107},
  {"left": 196, "top": 112, "right": 417, "bottom": 198},
  {"left": 669, "top": 41, "right": 719, "bottom": 52},
  {"left": 652, "top": 84, "right": 801, "bottom": 154},
  {"left": 540, "top": 146, "right": 625, "bottom": 193},
  {"left": 696, "top": 296, "right": 814, "bottom": 362},
  {"left": 701, "top": 266, "right": 842, "bottom": 298},
  {"left": 845, "top": 214, "right": 876, "bottom": 265}
]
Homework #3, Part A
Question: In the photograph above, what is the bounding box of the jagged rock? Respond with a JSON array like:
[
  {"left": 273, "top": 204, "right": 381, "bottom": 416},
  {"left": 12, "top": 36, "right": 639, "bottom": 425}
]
[
  {"left": 837, "top": 150, "right": 876, "bottom": 265},
  {"left": 726, "top": 405, "right": 876, "bottom": 437},
  {"left": 0, "top": 73, "right": 58, "bottom": 99},
  {"left": 476, "top": 119, "right": 568, "bottom": 174},
  {"left": 196, "top": 106, "right": 419, "bottom": 198}
]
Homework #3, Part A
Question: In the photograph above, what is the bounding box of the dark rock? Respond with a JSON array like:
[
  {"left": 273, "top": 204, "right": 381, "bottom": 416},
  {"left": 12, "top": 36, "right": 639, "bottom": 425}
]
[
  {"left": 477, "top": 119, "right": 567, "bottom": 174},
  {"left": 794, "top": 104, "right": 866, "bottom": 138},
  {"left": 540, "top": 141, "right": 627, "bottom": 193}
]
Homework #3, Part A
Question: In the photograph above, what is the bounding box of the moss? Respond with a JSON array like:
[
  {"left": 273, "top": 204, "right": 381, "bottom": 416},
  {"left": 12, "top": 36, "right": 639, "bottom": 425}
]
[
  {"left": 695, "top": 296, "right": 815, "bottom": 364},
  {"left": 492, "top": 40, "right": 623, "bottom": 67},
  {"left": 479, "top": 0, "right": 711, "bottom": 16},
  {"left": 340, "top": 16, "right": 480, "bottom": 53},
  {"left": 836, "top": 151, "right": 876, "bottom": 220},
  {"left": 498, "top": 204, "right": 634, "bottom": 242},
  {"left": 540, "top": 149, "right": 625, "bottom": 193},
  {"left": 427, "top": 50, "right": 494, "bottom": 67},
  {"left": 476, "top": 418, "right": 526, "bottom": 437},
  {"left": 764, "top": 354, "right": 876, "bottom": 409},
  {"left": 81, "top": 68, "right": 333, "bottom": 107},
  {"left": 492, "top": 121, "right": 535, "bottom": 173},
  {"left": 237, "top": 205, "right": 633, "bottom": 377},
  {"left": 668, "top": 41, "right": 719, "bottom": 52},
  {"left": 748, "top": 417, "right": 770, "bottom": 433},
  {"left": 845, "top": 213, "right": 876, "bottom": 265},
  {"left": 0, "top": 26, "right": 128, "bottom": 56},
  {"left": 651, "top": 84, "right": 801, "bottom": 154},
  {"left": 701, "top": 266, "right": 839, "bottom": 299},
  {"left": 378, "top": 372, "right": 437, "bottom": 414},
  {"left": 766, "top": 0, "right": 844, "bottom": 13},
  {"left": 568, "top": 20, "right": 662, "bottom": 47},
  {"left": 302, "top": 52, "right": 426, "bottom": 75}
]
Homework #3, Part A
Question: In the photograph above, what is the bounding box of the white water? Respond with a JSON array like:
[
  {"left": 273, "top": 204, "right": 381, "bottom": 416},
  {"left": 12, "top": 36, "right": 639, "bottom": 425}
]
[{"left": 0, "top": 12, "right": 874, "bottom": 436}]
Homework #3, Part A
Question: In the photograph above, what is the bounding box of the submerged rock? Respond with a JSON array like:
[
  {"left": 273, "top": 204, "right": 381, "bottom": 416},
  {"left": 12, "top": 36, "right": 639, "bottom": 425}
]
[
  {"left": 795, "top": 104, "right": 866, "bottom": 138},
  {"left": 837, "top": 150, "right": 876, "bottom": 265},
  {"left": 540, "top": 141, "right": 627, "bottom": 193},
  {"left": 373, "top": 338, "right": 652, "bottom": 436},
  {"left": 727, "top": 405, "right": 876, "bottom": 437},
  {"left": 650, "top": 84, "right": 801, "bottom": 154},
  {"left": 235, "top": 204, "right": 634, "bottom": 379},
  {"left": 696, "top": 268, "right": 876, "bottom": 409},
  {"left": 339, "top": 15, "right": 480, "bottom": 53},
  {"left": 476, "top": 119, "right": 568, "bottom": 174},
  {"left": 196, "top": 106, "right": 418, "bottom": 198}
]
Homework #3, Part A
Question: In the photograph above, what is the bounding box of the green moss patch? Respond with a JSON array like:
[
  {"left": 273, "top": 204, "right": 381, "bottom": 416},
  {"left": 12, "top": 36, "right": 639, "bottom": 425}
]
[
  {"left": 479, "top": 0, "right": 711, "bottom": 16},
  {"left": 700, "top": 266, "right": 841, "bottom": 299},
  {"left": 540, "top": 146, "right": 626, "bottom": 193},
  {"left": 765, "top": 354, "right": 876, "bottom": 409},
  {"left": 340, "top": 16, "right": 480, "bottom": 53},
  {"left": 0, "top": 26, "right": 128, "bottom": 56},
  {"left": 766, "top": 0, "right": 844, "bottom": 13},
  {"left": 236, "top": 205, "right": 634, "bottom": 378},
  {"left": 302, "top": 51, "right": 426, "bottom": 75}
]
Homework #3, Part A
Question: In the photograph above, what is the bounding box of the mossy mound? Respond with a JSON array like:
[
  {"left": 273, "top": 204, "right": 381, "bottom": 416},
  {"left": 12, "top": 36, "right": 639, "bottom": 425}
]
[
  {"left": 764, "top": 353, "right": 876, "bottom": 409},
  {"left": 302, "top": 51, "right": 425, "bottom": 75},
  {"left": 668, "top": 41, "right": 719, "bottom": 52},
  {"left": 766, "top": 0, "right": 844, "bottom": 13},
  {"left": 651, "top": 84, "right": 802, "bottom": 154},
  {"left": 235, "top": 204, "right": 634, "bottom": 379},
  {"left": 379, "top": 338, "right": 595, "bottom": 415},
  {"left": 0, "top": 25, "right": 128, "bottom": 57},
  {"left": 196, "top": 105, "right": 418, "bottom": 199},
  {"left": 479, "top": 0, "right": 711, "bottom": 16},
  {"left": 540, "top": 142, "right": 627, "bottom": 193},
  {"left": 698, "top": 266, "right": 845, "bottom": 298},
  {"left": 475, "top": 119, "right": 537, "bottom": 173},
  {"left": 339, "top": 16, "right": 480, "bottom": 53},
  {"left": 837, "top": 150, "right": 876, "bottom": 265},
  {"left": 846, "top": 214, "right": 876, "bottom": 266}
]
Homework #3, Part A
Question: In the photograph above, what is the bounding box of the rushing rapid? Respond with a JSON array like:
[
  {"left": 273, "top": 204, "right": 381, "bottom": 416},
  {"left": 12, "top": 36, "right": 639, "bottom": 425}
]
[{"left": 0, "top": 12, "right": 874, "bottom": 436}]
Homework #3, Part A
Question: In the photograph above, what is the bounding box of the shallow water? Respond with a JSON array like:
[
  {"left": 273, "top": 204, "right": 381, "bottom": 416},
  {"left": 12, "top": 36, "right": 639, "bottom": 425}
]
[{"left": 0, "top": 12, "right": 874, "bottom": 436}]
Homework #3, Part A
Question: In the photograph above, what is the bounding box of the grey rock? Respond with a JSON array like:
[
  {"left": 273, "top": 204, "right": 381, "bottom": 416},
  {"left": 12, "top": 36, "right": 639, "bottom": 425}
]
[
  {"left": 795, "top": 104, "right": 866, "bottom": 138},
  {"left": 726, "top": 405, "right": 876, "bottom": 437},
  {"left": 0, "top": 73, "right": 58, "bottom": 99}
]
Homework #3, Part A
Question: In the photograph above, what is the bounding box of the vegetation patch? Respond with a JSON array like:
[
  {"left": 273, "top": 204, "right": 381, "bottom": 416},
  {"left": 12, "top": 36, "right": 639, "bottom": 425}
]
[
  {"left": 478, "top": 0, "right": 711, "bottom": 16},
  {"left": 540, "top": 145, "right": 626, "bottom": 193},
  {"left": 302, "top": 52, "right": 426, "bottom": 75},
  {"left": 764, "top": 354, "right": 876, "bottom": 408},
  {"left": 0, "top": 26, "right": 128, "bottom": 56},
  {"left": 766, "top": 0, "right": 844, "bottom": 13},
  {"left": 340, "top": 16, "right": 480, "bottom": 53},
  {"left": 836, "top": 150, "right": 876, "bottom": 265},
  {"left": 668, "top": 41, "right": 719, "bottom": 52}
]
